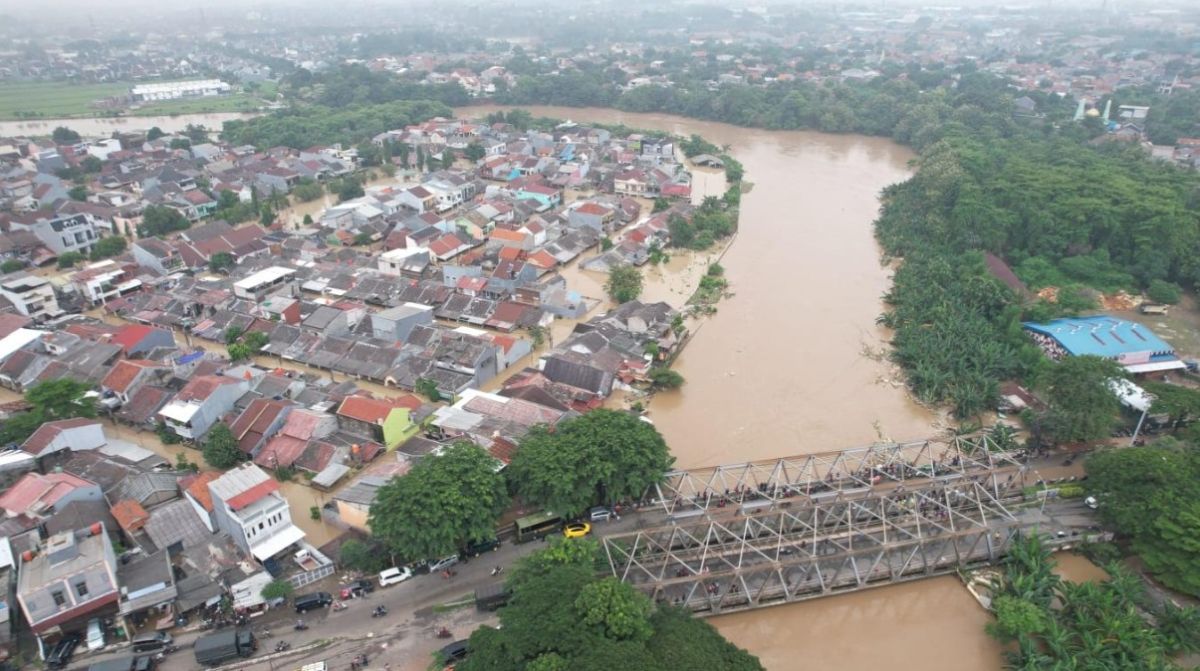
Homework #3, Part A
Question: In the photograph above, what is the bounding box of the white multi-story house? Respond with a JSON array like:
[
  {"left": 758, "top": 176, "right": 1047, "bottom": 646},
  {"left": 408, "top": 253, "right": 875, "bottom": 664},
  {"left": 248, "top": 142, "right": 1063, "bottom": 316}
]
[
  {"left": 158, "top": 374, "right": 248, "bottom": 440},
  {"left": 9, "top": 213, "right": 99, "bottom": 256},
  {"left": 0, "top": 274, "right": 60, "bottom": 321},
  {"left": 207, "top": 464, "right": 306, "bottom": 562},
  {"left": 16, "top": 526, "right": 119, "bottom": 642}
]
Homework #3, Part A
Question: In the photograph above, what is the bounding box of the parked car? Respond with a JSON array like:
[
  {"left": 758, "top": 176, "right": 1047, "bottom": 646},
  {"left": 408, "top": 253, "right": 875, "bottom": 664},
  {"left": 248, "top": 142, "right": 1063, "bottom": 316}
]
[
  {"left": 86, "top": 618, "right": 105, "bottom": 651},
  {"left": 461, "top": 537, "right": 501, "bottom": 557},
  {"left": 379, "top": 567, "right": 413, "bottom": 587},
  {"left": 45, "top": 634, "right": 81, "bottom": 669},
  {"left": 588, "top": 506, "right": 614, "bottom": 522},
  {"left": 438, "top": 639, "right": 469, "bottom": 663},
  {"left": 349, "top": 579, "right": 374, "bottom": 594},
  {"left": 294, "top": 591, "right": 333, "bottom": 613},
  {"left": 130, "top": 632, "right": 172, "bottom": 653},
  {"left": 427, "top": 554, "right": 460, "bottom": 573},
  {"left": 563, "top": 522, "right": 591, "bottom": 539}
]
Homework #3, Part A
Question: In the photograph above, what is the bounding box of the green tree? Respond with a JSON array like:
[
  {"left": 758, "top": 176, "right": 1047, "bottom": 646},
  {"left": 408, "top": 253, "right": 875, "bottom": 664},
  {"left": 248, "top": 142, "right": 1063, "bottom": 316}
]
[
  {"left": 353, "top": 232, "right": 373, "bottom": 246},
  {"left": 223, "top": 326, "right": 244, "bottom": 345},
  {"left": 1146, "top": 279, "right": 1181, "bottom": 304},
  {"left": 51, "top": 126, "right": 81, "bottom": 144},
  {"left": 169, "top": 138, "right": 191, "bottom": 151},
  {"left": 337, "top": 177, "right": 365, "bottom": 202},
  {"left": 57, "top": 251, "right": 84, "bottom": 269},
  {"left": 509, "top": 409, "right": 674, "bottom": 517},
  {"left": 146, "top": 127, "right": 165, "bottom": 141},
  {"left": 209, "top": 252, "right": 235, "bottom": 272},
  {"left": 80, "top": 155, "right": 102, "bottom": 173},
  {"left": 986, "top": 595, "right": 1048, "bottom": 642},
  {"left": 464, "top": 143, "right": 486, "bottom": 162},
  {"left": 68, "top": 185, "right": 88, "bottom": 201},
  {"left": 647, "top": 368, "right": 684, "bottom": 390},
  {"left": 139, "top": 205, "right": 190, "bottom": 237},
  {"left": 292, "top": 179, "right": 324, "bottom": 202},
  {"left": 260, "top": 579, "right": 294, "bottom": 601},
  {"left": 575, "top": 579, "right": 653, "bottom": 641},
  {"left": 0, "top": 379, "right": 98, "bottom": 445},
  {"left": 0, "top": 260, "right": 24, "bottom": 274},
  {"left": 202, "top": 424, "right": 243, "bottom": 468},
  {"left": 458, "top": 539, "right": 762, "bottom": 671},
  {"left": 1087, "top": 443, "right": 1200, "bottom": 596},
  {"left": 369, "top": 442, "right": 508, "bottom": 562},
  {"left": 27, "top": 379, "right": 96, "bottom": 421},
  {"left": 89, "top": 236, "right": 127, "bottom": 260},
  {"left": 415, "top": 377, "right": 441, "bottom": 402},
  {"left": 1040, "top": 355, "right": 1122, "bottom": 443},
  {"left": 605, "top": 264, "right": 643, "bottom": 303},
  {"left": 652, "top": 197, "right": 671, "bottom": 213},
  {"left": 339, "top": 539, "right": 389, "bottom": 573}
]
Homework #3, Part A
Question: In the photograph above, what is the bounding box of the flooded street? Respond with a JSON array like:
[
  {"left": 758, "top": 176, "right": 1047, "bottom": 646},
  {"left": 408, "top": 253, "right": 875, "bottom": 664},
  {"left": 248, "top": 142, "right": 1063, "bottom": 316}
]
[
  {"left": 0, "top": 112, "right": 259, "bottom": 138},
  {"left": 460, "top": 105, "right": 970, "bottom": 670}
]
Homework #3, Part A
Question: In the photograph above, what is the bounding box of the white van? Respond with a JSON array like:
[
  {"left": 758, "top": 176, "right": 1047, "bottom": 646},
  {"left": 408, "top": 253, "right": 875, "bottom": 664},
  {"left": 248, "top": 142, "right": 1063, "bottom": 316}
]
[
  {"left": 379, "top": 566, "right": 413, "bottom": 587},
  {"left": 86, "top": 618, "right": 105, "bottom": 651}
]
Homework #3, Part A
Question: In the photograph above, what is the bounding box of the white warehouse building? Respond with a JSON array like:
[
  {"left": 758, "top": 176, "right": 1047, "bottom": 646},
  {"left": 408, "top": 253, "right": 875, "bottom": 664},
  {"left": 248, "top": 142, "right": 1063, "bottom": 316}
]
[{"left": 131, "top": 79, "right": 232, "bottom": 101}]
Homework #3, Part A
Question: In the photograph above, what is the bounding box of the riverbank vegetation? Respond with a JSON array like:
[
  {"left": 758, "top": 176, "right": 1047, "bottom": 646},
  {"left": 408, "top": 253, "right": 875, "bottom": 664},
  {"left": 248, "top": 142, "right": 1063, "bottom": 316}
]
[
  {"left": 986, "top": 535, "right": 1200, "bottom": 669},
  {"left": 1086, "top": 441, "right": 1200, "bottom": 598},
  {"left": 221, "top": 99, "right": 451, "bottom": 149},
  {"left": 456, "top": 538, "right": 763, "bottom": 671}
]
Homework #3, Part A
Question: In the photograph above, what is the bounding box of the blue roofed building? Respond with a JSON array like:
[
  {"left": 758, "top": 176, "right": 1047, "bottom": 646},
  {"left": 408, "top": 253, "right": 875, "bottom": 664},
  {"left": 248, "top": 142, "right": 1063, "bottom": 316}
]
[{"left": 1023, "top": 315, "right": 1185, "bottom": 374}]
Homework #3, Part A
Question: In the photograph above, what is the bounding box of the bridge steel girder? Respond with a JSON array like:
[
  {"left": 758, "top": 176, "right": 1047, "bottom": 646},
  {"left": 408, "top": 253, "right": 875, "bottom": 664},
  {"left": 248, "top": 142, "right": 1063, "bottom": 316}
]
[
  {"left": 642, "top": 434, "right": 1027, "bottom": 518},
  {"left": 607, "top": 477, "right": 1023, "bottom": 616}
]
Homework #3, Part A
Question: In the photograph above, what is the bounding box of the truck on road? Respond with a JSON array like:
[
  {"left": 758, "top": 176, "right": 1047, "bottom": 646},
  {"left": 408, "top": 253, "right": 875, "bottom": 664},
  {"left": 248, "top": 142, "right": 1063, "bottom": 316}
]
[
  {"left": 474, "top": 582, "right": 511, "bottom": 612},
  {"left": 87, "top": 655, "right": 155, "bottom": 671},
  {"left": 194, "top": 630, "right": 256, "bottom": 667}
]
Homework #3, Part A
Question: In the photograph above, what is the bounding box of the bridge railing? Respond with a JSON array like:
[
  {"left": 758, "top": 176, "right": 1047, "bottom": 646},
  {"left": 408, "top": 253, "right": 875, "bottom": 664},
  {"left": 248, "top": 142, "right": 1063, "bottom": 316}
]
[{"left": 640, "top": 434, "right": 1026, "bottom": 518}]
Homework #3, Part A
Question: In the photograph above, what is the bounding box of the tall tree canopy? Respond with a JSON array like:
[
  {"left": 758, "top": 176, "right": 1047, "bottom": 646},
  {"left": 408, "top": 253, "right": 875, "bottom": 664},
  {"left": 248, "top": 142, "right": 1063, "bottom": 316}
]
[
  {"left": 456, "top": 539, "right": 763, "bottom": 671},
  {"left": 509, "top": 409, "right": 674, "bottom": 517},
  {"left": 1086, "top": 441, "right": 1200, "bottom": 597},
  {"left": 369, "top": 442, "right": 508, "bottom": 562}
]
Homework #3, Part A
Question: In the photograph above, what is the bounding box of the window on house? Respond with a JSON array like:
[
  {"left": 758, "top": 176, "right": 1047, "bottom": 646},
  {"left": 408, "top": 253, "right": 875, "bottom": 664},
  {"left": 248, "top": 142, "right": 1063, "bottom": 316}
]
[
  {"left": 258, "top": 522, "right": 264, "bottom": 531},
  {"left": 52, "top": 590, "right": 66, "bottom": 607},
  {"left": 75, "top": 581, "right": 88, "bottom": 597}
]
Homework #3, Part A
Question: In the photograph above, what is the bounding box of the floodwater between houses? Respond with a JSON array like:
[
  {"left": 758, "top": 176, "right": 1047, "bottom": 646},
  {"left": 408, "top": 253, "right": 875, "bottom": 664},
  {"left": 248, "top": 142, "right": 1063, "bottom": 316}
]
[
  {"left": 0, "top": 113, "right": 259, "bottom": 138},
  {"left": 460, "top": 106, "right": 997, "bottom": 670}
]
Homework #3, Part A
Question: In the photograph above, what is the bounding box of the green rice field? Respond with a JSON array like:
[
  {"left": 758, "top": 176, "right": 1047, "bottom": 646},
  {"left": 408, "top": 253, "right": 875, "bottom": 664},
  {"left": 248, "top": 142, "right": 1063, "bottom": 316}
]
[{"left": 0, "top": 81, "right": 267, "bottom": 120}]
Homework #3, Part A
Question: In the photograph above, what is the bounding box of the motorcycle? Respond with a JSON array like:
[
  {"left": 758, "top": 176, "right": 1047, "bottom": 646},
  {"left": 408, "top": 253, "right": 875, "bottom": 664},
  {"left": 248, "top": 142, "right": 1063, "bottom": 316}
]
[
  {"left": 294, "top": 620, "right": 309, "bottom": 631},
  {"left": 490, "top": 566, "right": 503, "bottom": 576},
  {"left": 371, "top": 605, "right": 388, "bottom": 618},
  {"left": 436, "top": 627, "right": 452, "bottom": 639},
  {"left": 275, "top": 641, "right": 291, "bottom": 653},
  {"left": 332, "top": 601, "right": 348, "bottom": 612}
]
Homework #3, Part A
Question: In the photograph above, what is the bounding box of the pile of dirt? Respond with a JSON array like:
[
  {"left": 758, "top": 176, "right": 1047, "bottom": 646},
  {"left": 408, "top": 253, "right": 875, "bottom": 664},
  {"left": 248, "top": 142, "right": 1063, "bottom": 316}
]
[
  {"left": 1100, "top": 291, "right": 1140, "bottom": 311},
  {"left": 1036, "top": 286, "right": 1059, "bottom": 302}
]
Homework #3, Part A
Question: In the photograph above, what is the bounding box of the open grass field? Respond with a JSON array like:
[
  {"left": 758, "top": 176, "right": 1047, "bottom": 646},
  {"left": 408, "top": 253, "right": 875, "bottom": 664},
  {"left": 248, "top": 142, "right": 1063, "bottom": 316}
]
[
  {"left": 0, "top": 81, "right": 269, "bottom": 120},
  {"left": 0, "top": 81, "right": 131, "bottom": 119}
]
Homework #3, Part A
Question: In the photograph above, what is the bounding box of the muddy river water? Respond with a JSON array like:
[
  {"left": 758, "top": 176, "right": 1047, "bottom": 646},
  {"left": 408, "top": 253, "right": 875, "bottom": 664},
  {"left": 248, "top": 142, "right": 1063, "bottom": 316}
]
[{"left": 460, "top": 105, "right": 1002, "bottom": 670}]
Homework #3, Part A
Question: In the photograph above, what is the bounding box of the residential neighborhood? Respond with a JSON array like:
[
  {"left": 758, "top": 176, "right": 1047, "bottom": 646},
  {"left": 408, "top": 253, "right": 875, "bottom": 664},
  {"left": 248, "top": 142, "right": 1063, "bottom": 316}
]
[{"left": 0, "top": 114, "right": 701, "bottom": 668}]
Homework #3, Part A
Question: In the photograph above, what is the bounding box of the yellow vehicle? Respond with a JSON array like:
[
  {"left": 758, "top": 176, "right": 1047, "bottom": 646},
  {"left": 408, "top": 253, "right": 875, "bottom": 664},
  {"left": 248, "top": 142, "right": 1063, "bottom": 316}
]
[{"left": 563, "top": 522, "right": 591, "bottom": 539}]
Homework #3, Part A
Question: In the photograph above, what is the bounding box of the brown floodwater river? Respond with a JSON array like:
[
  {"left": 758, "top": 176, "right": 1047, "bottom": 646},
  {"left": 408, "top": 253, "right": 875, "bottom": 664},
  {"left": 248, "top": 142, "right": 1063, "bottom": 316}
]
[{"left": 459, "top": 105, "right": 1003, "bottom": 670}]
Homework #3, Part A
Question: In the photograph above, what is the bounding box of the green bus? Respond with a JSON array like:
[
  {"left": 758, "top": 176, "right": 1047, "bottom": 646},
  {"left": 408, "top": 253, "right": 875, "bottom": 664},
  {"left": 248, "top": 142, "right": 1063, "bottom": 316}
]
[{"left": 514, "top": 511, "right": 563, "bottom": 543}]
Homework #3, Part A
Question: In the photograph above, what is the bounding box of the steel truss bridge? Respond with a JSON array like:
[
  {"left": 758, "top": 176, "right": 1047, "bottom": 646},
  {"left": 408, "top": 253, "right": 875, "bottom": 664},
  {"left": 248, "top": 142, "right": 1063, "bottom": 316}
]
[{"left": 602, "top": 435, "right": 1047, "bottom": 616}]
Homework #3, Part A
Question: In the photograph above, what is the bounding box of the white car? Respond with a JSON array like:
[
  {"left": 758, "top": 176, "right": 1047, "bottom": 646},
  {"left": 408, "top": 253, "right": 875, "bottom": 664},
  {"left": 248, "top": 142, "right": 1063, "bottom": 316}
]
[
  {"left": 379, "top": 566, "right": 413, "bottom": 587},
  {"left": 86, "top": 618, "right": 105, "bottom": 651}
]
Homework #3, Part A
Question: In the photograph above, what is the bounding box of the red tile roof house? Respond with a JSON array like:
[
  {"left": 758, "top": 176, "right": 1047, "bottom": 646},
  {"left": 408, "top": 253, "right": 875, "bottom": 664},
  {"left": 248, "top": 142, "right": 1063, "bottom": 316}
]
[
  {"left": 108, "top": 324, "right": 175, "bottom": 357},
  {"left": 16, "top": 525, "right": 120, "bottom": 642},
  {"left": 182, "top": 471, "right": 222, "bottom": 532},
  {"left": 0, "top": 471, "right": 103, "bottom": 520},
  {"left": 20, "top": 419, "right": 106, "bottom": 459},
  {"left": 100, "top": 359, "right": 167, "bottom": 405},
  {"left": 207, "top": 463, "right": 306, "bottom": 562},
  {"left": 254, "top": 408, "right": 337, "bottom": 470},
  {"left": 157, "top": 374, "right": 250, "bottom": 441},
  {"left": 229, "top": 398, "right": 294, "bottom": 459}
]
